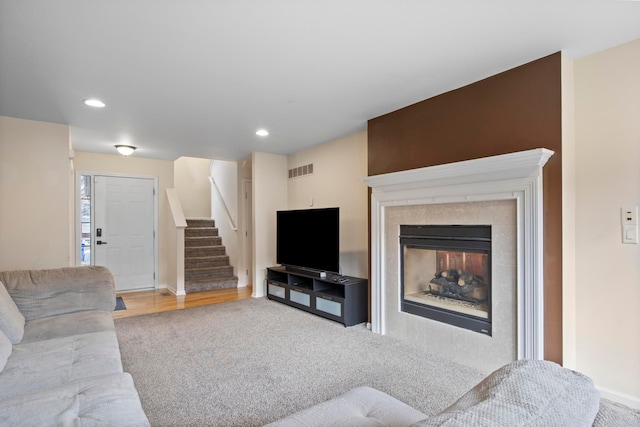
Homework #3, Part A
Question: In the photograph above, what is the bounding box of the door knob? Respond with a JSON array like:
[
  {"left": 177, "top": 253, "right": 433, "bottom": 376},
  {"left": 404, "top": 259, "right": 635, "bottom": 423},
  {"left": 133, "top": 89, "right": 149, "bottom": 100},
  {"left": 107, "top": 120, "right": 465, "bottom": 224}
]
[{"left": 96, "top": 241, "right": 108, "bottom": 245}]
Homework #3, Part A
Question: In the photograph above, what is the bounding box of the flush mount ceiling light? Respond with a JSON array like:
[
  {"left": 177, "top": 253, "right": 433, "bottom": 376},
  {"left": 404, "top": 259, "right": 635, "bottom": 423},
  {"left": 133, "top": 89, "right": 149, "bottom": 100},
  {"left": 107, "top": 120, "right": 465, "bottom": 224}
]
[
  {"left": 115, "top": 145, "right": 136, "bottom": 156},
  {"left": 256, "top": 129, "right": 269, "bottom": 137},
  {"left": 83, "top": 98, "right": 106, "bottom": 108}
]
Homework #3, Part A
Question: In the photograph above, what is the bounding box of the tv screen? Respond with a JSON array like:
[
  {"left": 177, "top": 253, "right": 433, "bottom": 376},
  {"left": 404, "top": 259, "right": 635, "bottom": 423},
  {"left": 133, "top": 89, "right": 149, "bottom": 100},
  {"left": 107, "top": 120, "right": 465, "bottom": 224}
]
[{"left": 277, "top": 207, "right": 340, "bottom": 274}]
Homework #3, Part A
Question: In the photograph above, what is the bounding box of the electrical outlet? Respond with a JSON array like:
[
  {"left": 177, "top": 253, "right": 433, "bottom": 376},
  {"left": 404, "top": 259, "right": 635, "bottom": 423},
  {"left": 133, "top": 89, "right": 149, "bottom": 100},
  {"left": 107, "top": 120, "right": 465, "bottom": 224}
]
[{"left": 621, "top": 207, "right": 638, "bottom": 225}]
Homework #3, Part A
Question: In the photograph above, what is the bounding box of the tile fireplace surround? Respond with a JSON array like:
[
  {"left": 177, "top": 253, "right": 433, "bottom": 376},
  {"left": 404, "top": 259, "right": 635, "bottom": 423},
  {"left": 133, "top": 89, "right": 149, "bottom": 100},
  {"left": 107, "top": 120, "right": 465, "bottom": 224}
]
[{"left": 363, "top": 148, "right": 554, "bottom": 373}]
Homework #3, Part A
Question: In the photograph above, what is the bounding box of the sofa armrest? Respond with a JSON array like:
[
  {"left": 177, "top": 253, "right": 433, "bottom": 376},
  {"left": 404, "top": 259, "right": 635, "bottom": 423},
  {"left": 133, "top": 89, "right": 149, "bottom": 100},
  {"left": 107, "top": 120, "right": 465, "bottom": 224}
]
[
  {"left": 0, "top": 266, "right": 116, "bottom": 321},
  {"left": 412, "top": 360, "right": 600, "bottom": 427}
]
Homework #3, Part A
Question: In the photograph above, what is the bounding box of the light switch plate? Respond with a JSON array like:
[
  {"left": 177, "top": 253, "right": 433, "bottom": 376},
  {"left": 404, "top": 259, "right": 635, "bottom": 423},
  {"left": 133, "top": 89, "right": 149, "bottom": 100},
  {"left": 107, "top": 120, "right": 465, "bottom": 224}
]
[{"left": 622, "top": 225, "right": 638, "bottom": 244}]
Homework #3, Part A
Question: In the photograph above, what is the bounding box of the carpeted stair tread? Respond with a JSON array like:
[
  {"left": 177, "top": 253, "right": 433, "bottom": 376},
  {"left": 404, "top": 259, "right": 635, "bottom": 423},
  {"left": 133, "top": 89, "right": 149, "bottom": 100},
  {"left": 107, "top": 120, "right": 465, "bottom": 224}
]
[
  {"left": 185, "top": 255, "right": 230, "bottom": 268},
  {"left": 185, "top": 227, "right": 219, "bottom": 237},
  {"left": 186, "top": 218, "right": 215, "bottom": 228},
  {"left": 185, "top": 266, "right": 234, "bottom": 281},
  {"left": 184, "top": 235, "right": 222, "bottom": 242},
  {"left": 185, "top": 275, "right": 238, "bottom": 283},
  {"left": 184, "top": 236, "right": 223, "bottom": 247},
  {"left": 184, "top": 276, "right": 238, "bottom": 293},
  {"left": 185, "top": 265, "right": 234, "bottom": 272},
  {"left": 185, "top": 246, "right": 226, "bottom": 257}
]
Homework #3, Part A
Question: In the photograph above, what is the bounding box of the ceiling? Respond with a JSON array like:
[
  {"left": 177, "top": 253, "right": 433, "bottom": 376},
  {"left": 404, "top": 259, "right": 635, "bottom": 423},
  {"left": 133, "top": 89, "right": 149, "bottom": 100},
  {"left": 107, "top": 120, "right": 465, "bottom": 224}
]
[{"left": 2, "top": 1, "right": 640, "bottom": 161}]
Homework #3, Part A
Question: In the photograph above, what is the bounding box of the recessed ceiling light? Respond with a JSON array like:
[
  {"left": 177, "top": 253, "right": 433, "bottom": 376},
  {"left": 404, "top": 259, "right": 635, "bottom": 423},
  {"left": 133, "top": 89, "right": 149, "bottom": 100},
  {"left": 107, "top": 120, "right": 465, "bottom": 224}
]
[
  {"left": 84, "top": 98, "right": 106, "bottom": 108},
  {"left": 256, "top": 129, "right": 269, "bottom": 137}
]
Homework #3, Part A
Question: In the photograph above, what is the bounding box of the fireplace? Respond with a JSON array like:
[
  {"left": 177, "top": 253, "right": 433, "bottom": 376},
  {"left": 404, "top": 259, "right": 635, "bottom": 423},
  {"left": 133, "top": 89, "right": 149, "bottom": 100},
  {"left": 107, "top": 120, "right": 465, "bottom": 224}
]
[
  {"left": 400, "top": 225, "right": 491, "bottom": 335},
  {"left": 364, "top": 148, "right": 554, "bottom": 368}
]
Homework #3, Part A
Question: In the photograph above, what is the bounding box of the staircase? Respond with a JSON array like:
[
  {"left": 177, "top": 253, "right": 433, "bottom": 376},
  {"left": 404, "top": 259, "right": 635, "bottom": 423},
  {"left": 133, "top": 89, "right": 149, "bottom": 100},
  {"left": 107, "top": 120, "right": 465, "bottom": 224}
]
[{"left": 184, "top": 218, "right": 238, "bottom": 293}]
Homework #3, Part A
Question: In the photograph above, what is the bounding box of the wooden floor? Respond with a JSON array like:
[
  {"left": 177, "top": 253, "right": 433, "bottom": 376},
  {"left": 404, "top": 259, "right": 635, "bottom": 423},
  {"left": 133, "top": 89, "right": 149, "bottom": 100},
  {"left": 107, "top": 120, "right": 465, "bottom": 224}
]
[{"left": 113, "top": 286, "right": 253, "bottom": 319}]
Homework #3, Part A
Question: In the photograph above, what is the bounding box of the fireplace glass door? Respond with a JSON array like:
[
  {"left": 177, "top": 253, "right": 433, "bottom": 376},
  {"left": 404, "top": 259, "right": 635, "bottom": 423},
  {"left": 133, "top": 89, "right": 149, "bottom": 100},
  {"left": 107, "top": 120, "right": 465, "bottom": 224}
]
[{"left": 400, "top": 225, "right": 491, "bottom": 335}]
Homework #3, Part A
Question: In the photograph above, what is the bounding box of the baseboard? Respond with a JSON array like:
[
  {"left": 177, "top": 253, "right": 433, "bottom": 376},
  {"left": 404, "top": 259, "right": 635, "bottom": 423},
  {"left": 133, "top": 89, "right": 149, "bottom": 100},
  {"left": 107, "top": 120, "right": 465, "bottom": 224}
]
[
  {"left": 598, "top": 386, "right": 640, "bottom": 410},
  {"left": 164, "top": 284, "right": 186, "bottom": 296}
]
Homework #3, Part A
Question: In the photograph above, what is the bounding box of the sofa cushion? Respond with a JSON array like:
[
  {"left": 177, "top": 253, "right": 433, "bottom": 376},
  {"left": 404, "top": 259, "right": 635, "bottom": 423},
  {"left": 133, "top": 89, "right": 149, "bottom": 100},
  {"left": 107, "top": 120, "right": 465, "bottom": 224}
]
[
  {"left": 0, "top": 329, "right": 11, "bottom": 373},
  {"left": 412, "top": 359, "right": 600, "bottom": 427},
  {"left": 264, "top": 386, "right": 428, "bottom": 427},
  {"left": 21, "top": 309, "right": 115, "bottom": 344},
  {"left": 0, "top": 266, "right": 116, "bottom": 321},
  {"left": 0, "top": 330, "right": 123, "bottom": 399},
  {"left": 0, "top": 280, "right": 25, "bottom": 344},
  {"left": 0, "top": 372, "right": 150, "bottom": 427}
]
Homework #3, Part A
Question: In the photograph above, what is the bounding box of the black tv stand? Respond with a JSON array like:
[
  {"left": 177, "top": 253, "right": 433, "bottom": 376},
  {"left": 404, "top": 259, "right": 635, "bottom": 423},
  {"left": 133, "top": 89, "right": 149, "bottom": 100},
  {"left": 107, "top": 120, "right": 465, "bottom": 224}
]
[{"left": 266, "top": 266, "right": 368, "bottom": 327}]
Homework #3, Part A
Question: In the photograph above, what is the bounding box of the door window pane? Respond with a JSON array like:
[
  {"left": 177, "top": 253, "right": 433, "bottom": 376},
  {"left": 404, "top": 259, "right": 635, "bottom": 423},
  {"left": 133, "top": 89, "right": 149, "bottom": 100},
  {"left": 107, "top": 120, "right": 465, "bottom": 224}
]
[{"left": 80, "top": 175, "right": 91, "bottom": 266}]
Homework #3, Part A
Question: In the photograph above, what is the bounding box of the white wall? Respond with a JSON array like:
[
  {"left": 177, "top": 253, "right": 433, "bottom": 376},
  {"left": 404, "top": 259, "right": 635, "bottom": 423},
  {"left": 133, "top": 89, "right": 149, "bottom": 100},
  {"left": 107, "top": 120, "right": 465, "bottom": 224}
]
[
  {"left": 251, "top": 152, "right": 287, "bottom": 297},
  {"left": 574, "top": 38, "right": 640, "bottom": 406},
  {"left": 174, "top": 156, "right": 211, "bottom": 218},
  {"left": 287, "top": 131, "right": 368, "bottom": 278},
  {"left": 210, "top": 159, "right": 239, "bottom": 284},
  {"left": 0, "top": 116, "right": 71, "bottom": 270},
  {"left": 237, "top": 159, "right": 252, "bottom": 287}
]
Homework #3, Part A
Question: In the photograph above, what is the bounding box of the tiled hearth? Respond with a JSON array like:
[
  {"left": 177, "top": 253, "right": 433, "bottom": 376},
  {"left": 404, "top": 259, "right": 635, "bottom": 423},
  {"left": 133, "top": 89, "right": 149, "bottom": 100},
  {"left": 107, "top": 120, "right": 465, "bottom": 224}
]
[{"left": 363, "top": 149, "right": 553, "bottom": 373}]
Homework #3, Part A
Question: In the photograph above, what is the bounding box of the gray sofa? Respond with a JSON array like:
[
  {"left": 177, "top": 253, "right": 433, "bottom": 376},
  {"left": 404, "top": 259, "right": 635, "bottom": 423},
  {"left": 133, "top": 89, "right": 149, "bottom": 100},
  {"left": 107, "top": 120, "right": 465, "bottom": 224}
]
[
  {"left": 0, "top": 266, "right": 149, "bottom": 426},
  {"left": 267, "top": 359, "right": 640, "bottom": 427}
]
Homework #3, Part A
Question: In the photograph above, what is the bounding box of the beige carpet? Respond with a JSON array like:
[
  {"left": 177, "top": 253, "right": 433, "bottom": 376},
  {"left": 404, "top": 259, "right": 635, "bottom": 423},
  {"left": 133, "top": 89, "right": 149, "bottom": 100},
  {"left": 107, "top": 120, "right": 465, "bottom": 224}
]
[{"left": 115, "top": 298, "right": 485, "bottom": 426}]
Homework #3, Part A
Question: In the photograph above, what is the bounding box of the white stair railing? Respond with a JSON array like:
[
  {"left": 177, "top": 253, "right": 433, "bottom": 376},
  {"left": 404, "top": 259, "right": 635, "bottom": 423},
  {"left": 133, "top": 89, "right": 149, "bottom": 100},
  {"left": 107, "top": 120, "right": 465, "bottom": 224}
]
[{"left": 209, "top": 176, "right": 238, "bottom": 231}]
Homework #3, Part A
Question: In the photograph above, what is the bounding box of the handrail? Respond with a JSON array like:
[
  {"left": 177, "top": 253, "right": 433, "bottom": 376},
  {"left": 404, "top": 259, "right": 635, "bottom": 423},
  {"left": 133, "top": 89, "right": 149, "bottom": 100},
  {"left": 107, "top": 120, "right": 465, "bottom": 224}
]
[
  {"left": 166, "top": 188, "right": 187, "bottom": 228},
  {"left": 209, "top": 176, "right": 238, "bottom": 231}
]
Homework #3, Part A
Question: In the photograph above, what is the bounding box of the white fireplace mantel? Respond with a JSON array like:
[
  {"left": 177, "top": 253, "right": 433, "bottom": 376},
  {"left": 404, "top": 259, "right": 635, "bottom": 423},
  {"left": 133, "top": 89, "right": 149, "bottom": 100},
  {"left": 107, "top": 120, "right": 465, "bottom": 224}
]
[{"left": 363, "top": 148, "right": 554, "bottom": 360}]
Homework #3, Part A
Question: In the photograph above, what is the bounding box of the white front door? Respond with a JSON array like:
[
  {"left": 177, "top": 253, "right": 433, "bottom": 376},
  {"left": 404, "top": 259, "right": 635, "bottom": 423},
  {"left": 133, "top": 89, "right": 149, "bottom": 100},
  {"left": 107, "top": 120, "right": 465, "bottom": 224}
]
[{"left": 94, "top": 175, "right": 155, "bottom": 291}]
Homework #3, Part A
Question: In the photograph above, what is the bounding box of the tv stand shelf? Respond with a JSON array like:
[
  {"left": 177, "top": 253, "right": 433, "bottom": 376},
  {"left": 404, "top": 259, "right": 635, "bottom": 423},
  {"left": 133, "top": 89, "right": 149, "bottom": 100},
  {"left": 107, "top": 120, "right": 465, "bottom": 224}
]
[{"left": 266, "top": 266, "right": 368, "bottom": 327}]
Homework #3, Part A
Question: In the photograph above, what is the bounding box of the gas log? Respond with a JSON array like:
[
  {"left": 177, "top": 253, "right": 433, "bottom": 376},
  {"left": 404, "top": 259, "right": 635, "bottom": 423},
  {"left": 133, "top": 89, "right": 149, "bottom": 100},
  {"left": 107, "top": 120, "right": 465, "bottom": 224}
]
[{"left": 429, "top": 269, "right": 487, "bottom": 302}]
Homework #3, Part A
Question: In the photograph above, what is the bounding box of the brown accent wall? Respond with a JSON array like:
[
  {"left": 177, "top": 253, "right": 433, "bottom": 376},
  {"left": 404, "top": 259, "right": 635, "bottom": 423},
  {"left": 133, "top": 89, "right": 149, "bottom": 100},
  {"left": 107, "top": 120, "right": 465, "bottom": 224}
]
[{"left": 367, "top": 53, "right": 563, "bottom": 363}]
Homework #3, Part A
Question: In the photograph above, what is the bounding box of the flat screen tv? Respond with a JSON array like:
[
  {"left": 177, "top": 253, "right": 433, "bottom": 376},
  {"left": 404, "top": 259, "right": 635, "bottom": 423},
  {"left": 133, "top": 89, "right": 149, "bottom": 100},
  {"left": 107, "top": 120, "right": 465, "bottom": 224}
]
[{"left": 277, "top": 207, "right": 340, "bottom": 274}]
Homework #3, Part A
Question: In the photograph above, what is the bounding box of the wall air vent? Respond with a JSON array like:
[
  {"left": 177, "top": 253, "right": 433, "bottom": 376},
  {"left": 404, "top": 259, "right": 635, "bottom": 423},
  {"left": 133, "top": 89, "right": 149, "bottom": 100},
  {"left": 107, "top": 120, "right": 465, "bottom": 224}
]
[{"left": 288, "top": 163, "right": 314, "bottom": 179}]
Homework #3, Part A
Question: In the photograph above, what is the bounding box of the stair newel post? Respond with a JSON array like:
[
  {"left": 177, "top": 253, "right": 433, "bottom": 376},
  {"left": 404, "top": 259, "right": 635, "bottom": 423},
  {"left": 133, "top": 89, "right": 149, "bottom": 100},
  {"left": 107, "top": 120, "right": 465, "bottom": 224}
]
[
  {"left": 166, "top": 188, "right": 188, "bottom": 296},
  {"left": 176, "top": 225, "right": 186, "bottom": 295}
]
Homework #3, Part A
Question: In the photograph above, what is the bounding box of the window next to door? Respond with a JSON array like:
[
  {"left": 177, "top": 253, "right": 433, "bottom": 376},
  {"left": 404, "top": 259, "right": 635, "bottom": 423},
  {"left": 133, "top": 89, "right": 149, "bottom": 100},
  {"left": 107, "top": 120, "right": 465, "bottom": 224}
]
[{"left": 79, "top": 175, "right": 91, "bottom": 266}]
